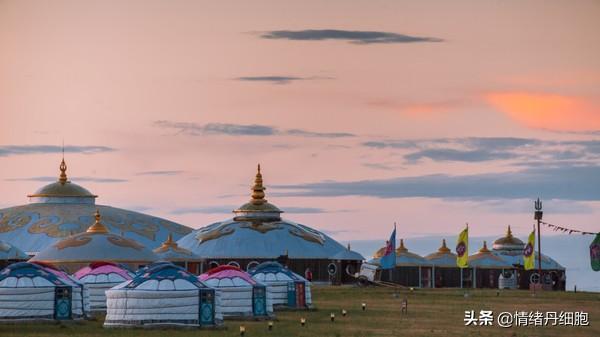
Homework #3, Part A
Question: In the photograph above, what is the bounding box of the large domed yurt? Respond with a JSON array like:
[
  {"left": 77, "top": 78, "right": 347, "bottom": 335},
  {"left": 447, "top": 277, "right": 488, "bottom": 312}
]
[
  {"left": 248, "top": 261, "right": 312, "bottom": 309},
  {"left": 177, "top": 165, "right": 364, "bottom": 283},
  {"left": 468, "top": 241, "right": 514, "bottom": 289},
  {"left": 105, "top": 262, "right": 223, "bottom": 328},
  {"left": 370, "top": 239, "right": 432, "bottom": 288},
  {"left": 0, "top": 158, "right": 192, "bottom": 255},
  {"left": 491, "top": 226, "right": 566, "bottom": 290},
  {"left": 31, "top": 210, "right": 158, "bottom": 272},
  {"left": 73, "top": 262, "right": 133, "bottom": 312},
  {"left": 425, "top": 239, "right": 461, "bottom": 288},
  {"left": 0, "top": 262, "right": 89, "bottom": 321},
  {"left": 153, "top": 234, "right": 203, "bottom": 273},
  {"left": 0, "top": 240, "right": 29, "bottom": 269},
  {"left": 199, "top": 265, "right": 274, "bottom": 319}
]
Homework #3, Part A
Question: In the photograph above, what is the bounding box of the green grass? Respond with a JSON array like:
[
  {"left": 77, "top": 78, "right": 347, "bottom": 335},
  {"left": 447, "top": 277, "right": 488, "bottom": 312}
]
[{"left": 1, "top": 286, "right": 598, "bottom": 336}]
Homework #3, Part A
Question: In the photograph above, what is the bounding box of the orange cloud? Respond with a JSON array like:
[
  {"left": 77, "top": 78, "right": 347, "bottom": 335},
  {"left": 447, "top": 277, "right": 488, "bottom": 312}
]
[{"left": 486, "top": 92, "right": 600, "bottom": 131}]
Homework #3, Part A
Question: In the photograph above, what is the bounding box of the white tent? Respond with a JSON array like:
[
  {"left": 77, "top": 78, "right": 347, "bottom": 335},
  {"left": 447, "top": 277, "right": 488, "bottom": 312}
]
[
  {"left": 199, "top": 265, "right": 274, "bottom": 318},
  {"left": 73, "top": 262, "right": 133, "bottom": 312},
  {"left": 104, "top": 262, "right": 223, "bottom": 328},
  {"left": 249, "top": 261, "right": 312, "bottom": 309},
  {"left": 0, "top": 262, "right": 89, "bottom": 321}
]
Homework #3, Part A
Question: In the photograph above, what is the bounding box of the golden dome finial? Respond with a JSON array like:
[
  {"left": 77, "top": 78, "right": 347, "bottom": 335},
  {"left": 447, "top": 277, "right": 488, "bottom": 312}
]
[
  {"left": 479, "top": 240, "right": 490, "bottom": 253},
  {"left": 59, "top": 158, "right": 68, "bottom": 185},
  {"left": 397, "top": 238, "right": 408, "bottom": 253},
  {"left": 506, "top": 225, "right": 513, "bottom": 238},
  {"left": 158, "top": 233, "right": 178, "bottom": 249},
  {"left": 250, "top": 163, "right": 266, "bottom": 205},
  {"left": 87, "top": 209, "right": 109, "bottom": 234},
  {"left": 439, "top": 238, "right": 451, "bottom": 253}
]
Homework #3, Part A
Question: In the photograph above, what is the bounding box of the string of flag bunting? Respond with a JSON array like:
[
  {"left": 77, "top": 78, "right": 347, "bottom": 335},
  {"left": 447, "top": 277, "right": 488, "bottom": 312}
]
[{"left": 540, "top": 221, "right": 599, "bottom": 235}]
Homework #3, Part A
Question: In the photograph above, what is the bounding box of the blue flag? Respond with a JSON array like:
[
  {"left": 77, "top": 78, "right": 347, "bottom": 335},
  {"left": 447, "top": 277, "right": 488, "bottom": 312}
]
[{"left": 380, "top": 224, "right": 396, "bottom": 269}]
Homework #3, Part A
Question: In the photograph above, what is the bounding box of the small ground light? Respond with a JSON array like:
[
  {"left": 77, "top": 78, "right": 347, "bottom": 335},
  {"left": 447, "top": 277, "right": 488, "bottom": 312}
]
[
  {"left": 239, "top": 325, "right": 246, "bottom": 336},
  {"left": 410, "top": 287, "right": 414, "bottom": 292},
  {"left": 330, "top": 313, "right": 335, "bottom": 322},
  {"left": 268, "top": 321, "right": 273, "bottom": 331},
  {"left": 300, "top": 318, "right": 306, "bottom": 326},
  {"left": 362, "top": 303, "right": 366, "bottom": 311},
  {"left": 342, "top": 309, "right": 347, "bottom": 317}
]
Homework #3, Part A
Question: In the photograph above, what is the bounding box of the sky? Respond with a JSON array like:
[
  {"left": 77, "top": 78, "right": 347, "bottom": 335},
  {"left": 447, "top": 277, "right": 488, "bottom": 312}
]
[{"left": 1, "top": 0, "right": 599, "bottom": 252}]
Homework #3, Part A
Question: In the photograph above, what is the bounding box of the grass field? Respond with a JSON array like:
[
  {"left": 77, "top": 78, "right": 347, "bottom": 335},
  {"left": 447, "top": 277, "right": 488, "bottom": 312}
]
[{"left": 1, "top": 286, "right": 598, "bottom": 337}]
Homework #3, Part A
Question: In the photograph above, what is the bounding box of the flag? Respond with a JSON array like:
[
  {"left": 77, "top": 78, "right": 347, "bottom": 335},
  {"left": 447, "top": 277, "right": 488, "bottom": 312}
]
[
  {"left": 591, "top": 233, "right": 600, "bottom": 272},
  {"left": 380, "top": 224, "right": 396, "bottom": 270},
  {"left": 456, "top": 226, "right": 468, "bottom": 268},
  {"left": 523, "top": 230, "right": 535, "bottom": 270}
]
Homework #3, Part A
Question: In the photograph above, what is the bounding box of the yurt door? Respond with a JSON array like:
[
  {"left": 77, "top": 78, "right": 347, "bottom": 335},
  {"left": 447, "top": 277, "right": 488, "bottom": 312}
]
[
  {"left": 252, "top": 286, "right": 267, "bottom": 316},
  {"left": 287, "top": 282, "right": 297, "bottom": 307},
  {"left": 295, "top": 281, "right": 306, "bottom": 308},
  {"left": 54, "top": 287, "right": 72, "bottom": 320},
  {"left": 199, "top": 289, "right": 215, "bottom": 326}
]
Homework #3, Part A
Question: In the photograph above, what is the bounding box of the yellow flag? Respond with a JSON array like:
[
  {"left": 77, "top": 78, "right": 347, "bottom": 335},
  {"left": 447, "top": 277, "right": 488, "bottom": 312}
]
[
  {"left": 456, "top": 226, "right": 468, "bottom": 268},
  {"left": 523, "top": 230, "right": 536, "bottom": 270}
]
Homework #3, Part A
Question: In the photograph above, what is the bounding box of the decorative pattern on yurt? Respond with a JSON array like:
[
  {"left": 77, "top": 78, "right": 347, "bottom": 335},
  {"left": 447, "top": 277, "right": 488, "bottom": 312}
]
[
  {"left": 248, "top": 261, "right": 312, "bottom": 309},
  {"left": 104, "top": 262, "right": 223, "bottom": 328},
  {"left": 0, "top": 262, "right": 89, "bottom": 321},
  {"left": 199, "top": 265, "right": 274, "bottom": 318},
  {"left": 73, "top": 262, "right": 133, "bottom": 312}
]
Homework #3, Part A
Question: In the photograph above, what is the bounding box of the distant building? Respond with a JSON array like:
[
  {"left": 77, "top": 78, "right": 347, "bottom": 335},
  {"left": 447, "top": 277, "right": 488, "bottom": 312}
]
[
  {"left": 492, "top": 226, "right": 566, "bottom": 290},
  {"left": 425, "top": 239, "right": 460, "bottom": 288},
  {"left": 177, "top": 165, "right": 364, "bottom": 283},
  {"left": 370, "top": 226, "right": 566, "bottom": 290},
  {"left": 370, "top": 239, "right": 433, "bottom": 288}
]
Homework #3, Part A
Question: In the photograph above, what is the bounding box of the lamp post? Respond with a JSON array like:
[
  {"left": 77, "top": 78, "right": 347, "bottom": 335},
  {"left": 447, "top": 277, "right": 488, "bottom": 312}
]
[{"left": 534, "top": 198, "right": 543, "bottom": 286}]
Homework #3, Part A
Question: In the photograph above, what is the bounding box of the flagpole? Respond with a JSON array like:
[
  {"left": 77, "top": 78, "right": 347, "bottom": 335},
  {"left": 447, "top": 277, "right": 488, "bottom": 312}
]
[{"left": 534, "top": 199, "right": 543, "bottom": 287}]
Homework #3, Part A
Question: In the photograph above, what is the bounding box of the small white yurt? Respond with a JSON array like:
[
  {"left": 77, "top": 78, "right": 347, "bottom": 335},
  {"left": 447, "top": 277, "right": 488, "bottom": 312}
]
[
  {"left": 248, "top": 261, "right": 312, "bottom": 309},
  {"left": 0, "top": 262, "right": 89, "bottom": 321},
  {"left": 73, "top": 262, "right": 133, "bottom": 312},
  {"left": 104, "top": 262, "right": 223, "bottom": 328},
  {"left": 199, "top": 265, "right": 274, "bottom": 318}
]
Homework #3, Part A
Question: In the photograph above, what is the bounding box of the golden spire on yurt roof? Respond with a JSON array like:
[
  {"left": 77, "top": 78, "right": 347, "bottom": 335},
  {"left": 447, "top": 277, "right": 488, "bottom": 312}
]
[
  {"left": 492, "top": 225, "right": 525, "bottom": 251},
  {"left": 438, "top": 239, "right": 451, "bottom": 253},
  {"left": 251, "top": 164, "right": 266, "bottom": 205},
  {"left": 234, "top": 164, "right": 282, "bottom": 219},
  {"left": 396, "top": 238, "right": 408, "bottom": 253},
  {"left": 28, "top": 155, "right": 97, "bottom": 199},
  {"left": 86, "top": 210, "right": 109, "bottom": 234},
  {"left": 59, "top": 156, "right": 68, "bottom": 185},
  {"left": 478, "top": 240, "right": 491, "bottom": 253},
  {"left": 153, "top": 233, "right": 194, "bottom": 257}
]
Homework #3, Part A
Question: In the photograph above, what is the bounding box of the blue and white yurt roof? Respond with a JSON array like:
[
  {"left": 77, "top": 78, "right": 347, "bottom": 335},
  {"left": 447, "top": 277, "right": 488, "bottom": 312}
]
[
  {"left": 469, "top": 241, "right": 514, "bottom": 269},
  {"left": 177, "top": 165, "right": 364, "bottom": 261},
  {"left": 0, "top": 159, "right": 192, "bottom": 255},
  {"left": 0, "top": 240, "right": 28, "bottom": 261},
  {"left": 0, "top": 262, "right": 77, "bottom": 288},
  {"left": 153, "top": 234, "right": 201, "bottom": 262},
  {"left": 248, "top": 261, "right": 306, "bottom": 282},
  {"left": 424, "top": 239, "right": 457, "bottom": 267},
  {"left": 114, "top": 262, "right": 209, "bottom": 291},
  {"left": 31, "top": 210, "right": 158, "bottom": 264},
  {"left": 370, "top": 239, "right": 432, "bottom": 267}
]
